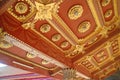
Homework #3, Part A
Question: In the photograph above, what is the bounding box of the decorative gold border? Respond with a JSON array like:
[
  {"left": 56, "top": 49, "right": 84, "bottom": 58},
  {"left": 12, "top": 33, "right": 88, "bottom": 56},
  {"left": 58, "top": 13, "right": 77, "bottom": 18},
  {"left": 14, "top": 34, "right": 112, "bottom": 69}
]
[
  {"left": 96, "top": 0, "right": 118, "bottom": 26},
  {"left": 74, "top": 34, "right": 120, "bottom": 73},
  {"left": 74, "top": 33, "right": 120, "bottom": 64},
  {"left": 7, "top": 0, "right": 36, "bottom": 23},
  {"left": 0, "top": 49, "right": 58, "bottom": 70},
  {"left": 31, "top": 28, "right": 73, "bottom": 53}
]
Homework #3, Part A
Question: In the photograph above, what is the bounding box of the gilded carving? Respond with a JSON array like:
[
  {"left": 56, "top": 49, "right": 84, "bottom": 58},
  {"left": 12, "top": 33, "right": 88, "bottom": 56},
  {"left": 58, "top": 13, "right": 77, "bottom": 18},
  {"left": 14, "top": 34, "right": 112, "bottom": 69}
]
[
  {"left": 40, "top": 24, "right": 51, "bottom": 33},
  {"left": 52, "top": 34, "right": 61, "bottom": 42},
  {"left": 7, "top": 0, "right": 35, "bottom": 22},
  {"left": 78, "top": 21, "right": 90, "bottom": 33},
  {"left": 34, "top": 1, "right": 61, "bottom": 20},
  {"left": 41, "top": 59, "right": 50, "bottom": 65},
  {"left": 73, "top": 45, "right": 85, "bottom": 54},
  {"left": 104, "top": 10, "right": 112, "bottom": 18},
  {"left": 60, "top": 41, "right": 69, "bottom": 48},
  {"left": 15, "top": 2, "right": 28, "bottom": 14},
  {"left": 68, "top": 5, "right": 83, "bottom": 20},
  {"left": 26, "top": 52, "right": 37, "bottom": 58},
  {"left": 101, "top": 0, "right": 111, "bottom": 7},
  {"left": 0, "top": 28, "right": 13, "bottom": 48}
]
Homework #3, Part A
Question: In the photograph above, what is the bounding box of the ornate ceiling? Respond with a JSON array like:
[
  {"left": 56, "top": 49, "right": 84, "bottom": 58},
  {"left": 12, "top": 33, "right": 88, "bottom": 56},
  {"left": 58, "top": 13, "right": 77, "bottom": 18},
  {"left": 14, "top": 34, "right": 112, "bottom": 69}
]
[{"left": 0, "top": 0, "right": 120, "bottom": 80}]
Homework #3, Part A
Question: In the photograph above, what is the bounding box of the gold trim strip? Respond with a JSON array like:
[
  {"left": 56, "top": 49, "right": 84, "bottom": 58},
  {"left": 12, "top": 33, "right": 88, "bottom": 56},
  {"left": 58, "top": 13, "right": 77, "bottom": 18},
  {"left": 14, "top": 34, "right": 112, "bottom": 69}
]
[
  {"left": 113, "top": 0, "right": 119, "bottom": 18},
  {"left": 74, "top": 33, "right": 120, "bottom": 63},
  {"left": 47, "top": 19, "right": 76, "bottom": 45},
  {"left": 87, "top": 0, "right": 102, "bottom": 28},
  {"left": 31, "top": 28, "right": 71, "bottom": 52},
  {"left": 0, "top": 49, "right": 58, "bottom": 70},
  {"left": 53, "top": 13, "right": 79, "bottom": 43}
]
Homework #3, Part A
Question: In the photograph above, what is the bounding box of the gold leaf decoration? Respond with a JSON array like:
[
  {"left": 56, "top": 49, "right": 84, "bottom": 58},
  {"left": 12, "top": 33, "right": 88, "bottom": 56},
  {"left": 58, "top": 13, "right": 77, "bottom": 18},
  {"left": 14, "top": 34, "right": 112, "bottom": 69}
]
[
  {"left": 41, "top": 59, "right": 50, "bottom": 65},
  {"left": 40, "top": 24, "right": 51, "bottom": 33},
  {"left": 68, "top": 5, "right": 83, "bottom": 20},
  {"left": 26, "top": 52, "right": 37, "bottom": 58},
  {"left": 78, "top": 21, "right": 91, "bottom": 33},
  {"left": 101, "top": 0, "right": 111, "bottom": 7},
  {"left": 60, "top": 41, "right": 69, "bottom": 48},
  {"left": 104, "top": 10, "right": 112, "bottom": 18},
  {"left": 52, "top": 34, "right": 61, "bottom": 42},
  {"left": 15, "top": 2, "right": 28, "bottom": 14}
]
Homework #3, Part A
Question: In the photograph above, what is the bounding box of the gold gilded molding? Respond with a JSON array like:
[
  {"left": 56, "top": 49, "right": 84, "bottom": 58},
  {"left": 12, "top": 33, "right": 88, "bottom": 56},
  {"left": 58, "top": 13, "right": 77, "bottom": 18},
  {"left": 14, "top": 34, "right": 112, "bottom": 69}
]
[
  {"left": 31, "top": 28, "right": 72, "bottom": 52},
  {"left": 68, "top": 5, "right": 83, "bottom": 20},
  {"left": 0, "top": 49, "right": 58, "bottom": 70},
  {"left": 96, "top": 0, "right": 118, "bottom": 26},
  {"left": 101, "top": 0, "right": 111, "bottom": 7},
  {"left": 40, "top": 24, "right": 51, "bottom": 33},
  {"left": 104, "top": 10, "right": 113, "bottom": 18},
  {"left": 52, "top": 14, "right": 78, "bottom": 44},
  {"left": 78, "top": 21, "right": 91, "bottom": 33},
  {"left": 87, "top": 0, "right": 102, "bottom": 28},
  {"left": 74, "top": 34, "right": 120, "bottom": 64}
]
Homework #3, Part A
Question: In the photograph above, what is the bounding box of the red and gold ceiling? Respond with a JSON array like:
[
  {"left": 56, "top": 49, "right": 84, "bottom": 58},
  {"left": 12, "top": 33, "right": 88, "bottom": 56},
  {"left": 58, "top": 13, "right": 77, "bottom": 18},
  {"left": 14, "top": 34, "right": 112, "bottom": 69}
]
[{"left": 0, "top": 0, "right": 120, "bottom": 80}]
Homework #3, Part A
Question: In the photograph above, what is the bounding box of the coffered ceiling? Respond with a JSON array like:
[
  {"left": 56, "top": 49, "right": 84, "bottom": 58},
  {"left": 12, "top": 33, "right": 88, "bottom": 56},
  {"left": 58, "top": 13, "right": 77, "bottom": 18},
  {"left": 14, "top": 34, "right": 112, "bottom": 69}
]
[{"left": 0, "top": 0, "right": 120, "bottom": 80}]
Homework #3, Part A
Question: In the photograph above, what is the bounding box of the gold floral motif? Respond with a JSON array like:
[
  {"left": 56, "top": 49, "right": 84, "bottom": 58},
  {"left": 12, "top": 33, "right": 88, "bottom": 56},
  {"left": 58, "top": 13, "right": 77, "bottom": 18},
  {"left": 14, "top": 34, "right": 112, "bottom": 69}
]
[
  {"left": 34, "top": 1, "right": 61, "bottom": 20},
  {"left": 7, "top": 0, "right": 35, "bottom": 22},
  {"left": 101, "top": 0, "right": 111, "bottom": 7},
  {"left": 52, "top": 34, "right": 61, "bottom": 42},
  {"left": 104, "top": 10, "right": 112, "bottom": 18},
  {"left": 26, "top": 52, "right": 37, "bottom": 58},
  {"left": 41, "top": 59, "right": 50, "bottom": 65},
  {"left": 60, "top": 41, "right": 69, "bottom": 48},
  {"left": 15, "top": 2, "right": 28, "bottom": 14},
  {"left": 0, "top": 28, "right": 13, "bottom": 48},
  {"left": 68, "top": 5, "right": 83, "bottom": 20},
  {"left": 40, "top": 24, "right": 51, "bottom": 33},
  {"left": 78, "top": 21, "right": 91, "bottom": 33},
  {"left": 73, "top": 44, "right": 85, "bottom": 54}
]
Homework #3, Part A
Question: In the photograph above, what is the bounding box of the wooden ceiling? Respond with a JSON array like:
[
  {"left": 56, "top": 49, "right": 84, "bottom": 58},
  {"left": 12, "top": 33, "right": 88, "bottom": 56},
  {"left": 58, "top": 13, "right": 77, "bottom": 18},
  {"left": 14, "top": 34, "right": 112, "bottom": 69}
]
[{"left": 0, "top": 0, "right": 120, "bottom": 80}]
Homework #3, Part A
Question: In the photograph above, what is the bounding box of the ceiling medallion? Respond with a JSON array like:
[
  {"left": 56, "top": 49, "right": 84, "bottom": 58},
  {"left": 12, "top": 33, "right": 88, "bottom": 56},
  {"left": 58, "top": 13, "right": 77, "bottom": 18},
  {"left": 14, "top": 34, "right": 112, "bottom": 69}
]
[
  {"left": 68, "top": 5, "right": 83, "bottom": 20},
  {"left": 52, "top": 34, "right": 61, "bottom": 42},
  {"left": 15, "top": 2, "right": 28, "bottom": 14},
  {"left": 101, "top": 0, "right": 111, "bottom": 7},
  {"left": 78, "top": 21, "right": 91, "bottom": 33},
  {"left": 40, "top": 24, "right": 51, "bottom": 33},
  {"left": 60, "top": 41, "right": 69, "bottom": 48},
  {"left": 26, "top": 52, "right": 37, "bottom": 58},
  {"left": 7, "top": 0, "right": 34, "bottom": 22},
  {"left": 41, "top": 59, "right": 50, "bottom": 65},
  {"left": 104, "top": 10, "right": 112, "bottom": 18}
]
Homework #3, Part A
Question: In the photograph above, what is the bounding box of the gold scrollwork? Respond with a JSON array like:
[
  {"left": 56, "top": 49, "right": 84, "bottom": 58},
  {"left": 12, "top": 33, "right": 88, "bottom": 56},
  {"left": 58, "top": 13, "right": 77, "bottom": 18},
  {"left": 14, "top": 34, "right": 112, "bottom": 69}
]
[
  {"left": 78, "top": 21, "right": 91, "bottom": 33},
  {"left": 40, "top": 24, "right": 51, "bottom": 33},
  {"left": 101, "top": 0, "right": 111, "bottom": 7},
  {"left": 52, "top": 34, "right": 61, "bottom": 42},
  {"left": 68, "top": 5, "right": 83, "bottom": 20}
]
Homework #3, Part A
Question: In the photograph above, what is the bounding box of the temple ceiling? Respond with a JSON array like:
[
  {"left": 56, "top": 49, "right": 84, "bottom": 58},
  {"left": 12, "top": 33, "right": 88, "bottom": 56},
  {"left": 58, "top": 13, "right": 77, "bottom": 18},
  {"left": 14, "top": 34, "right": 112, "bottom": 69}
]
[{"left": 0, "top": 0, "right": 120, "bottom": 80}]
